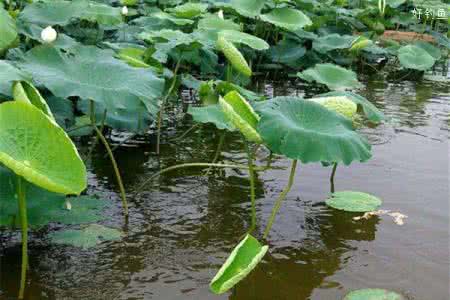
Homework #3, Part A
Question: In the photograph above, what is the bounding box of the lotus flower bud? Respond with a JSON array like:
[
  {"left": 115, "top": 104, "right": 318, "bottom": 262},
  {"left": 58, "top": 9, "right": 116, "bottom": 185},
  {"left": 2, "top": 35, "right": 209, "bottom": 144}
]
[
  {"left": 218, "top": 10, "right": 224, "bottom": 19},
  {"left": 121, "top": 6, "right": 128, "bottom": 16},
  {"left": 41, "top": 26, "right": 57, "bottom": 43}
]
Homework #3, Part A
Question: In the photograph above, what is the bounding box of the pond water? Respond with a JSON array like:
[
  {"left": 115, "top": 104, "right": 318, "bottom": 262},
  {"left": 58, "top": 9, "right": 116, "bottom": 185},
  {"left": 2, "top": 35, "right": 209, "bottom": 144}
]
[{"left": 1, "top": 72, "right": 449, "bottom": 300}]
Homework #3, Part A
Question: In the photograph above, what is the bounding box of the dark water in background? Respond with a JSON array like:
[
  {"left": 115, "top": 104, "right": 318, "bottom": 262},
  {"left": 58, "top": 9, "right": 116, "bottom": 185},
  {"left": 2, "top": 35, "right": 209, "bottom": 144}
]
[{"left": 0, "top": 72, "right": 449, "bottom": 300}]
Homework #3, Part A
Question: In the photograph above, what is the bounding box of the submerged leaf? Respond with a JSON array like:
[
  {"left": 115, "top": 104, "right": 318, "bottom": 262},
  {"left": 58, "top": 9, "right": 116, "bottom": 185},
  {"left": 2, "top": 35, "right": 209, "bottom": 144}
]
[
  {"left": 49, "top": 224, "right": 123, "bottom": 249},
  {"left": 256, "top": 97, "right": 371, "bottom": 165},
  {"left": 219, "top": 91, "right": 262, "bottom": 143},
  {"left": 326, "top": 191, "right": 382, "bottom": 212},
  {"left": 210, "top": 234, "right": 268, "bottom": 294},
  {"left": 0, "top": 101, "right": 86, "bottom": 195},
  {"left": 343, "top": 288, "right": 406, "bottom": 300}
]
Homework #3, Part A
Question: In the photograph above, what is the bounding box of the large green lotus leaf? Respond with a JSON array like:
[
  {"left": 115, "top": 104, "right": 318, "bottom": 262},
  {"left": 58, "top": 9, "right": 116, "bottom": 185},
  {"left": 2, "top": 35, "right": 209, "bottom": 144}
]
[
  {"left": 315, "top": 91, "right": 384, "bottom": 123},
  {"left": 198, "top": 15, "right": 240, "bottom": 32},
  {"left": 255, "top": 97, "right": 371, "bottom": 165},
  {"left": 343, "top": 288, "right": 405, "bottom": 299},
  {"left": 229, "top": 0, "right": 266, "bottom": 18},
  {"left": 19, "top": 0, "right": 122, "bottom": 26},
  {"left": 414, "top": 41, "right": 441, "bottom": 61},
  {"left": 218, "top": 30, "right": 269, "bottom": 50},
  {"left": 312, "top": 34, "right": 355, "bottom": 53},
  {"left": 188, "top": 105, "right": 235, "bottom": 131},
  {"left": 17, "top": 22, "right": 79, "bottom": 50},
  {"left": 210, "top": 234, "right": 268, "bottom": 294},
  {"left": 326, "top": 191, "right": 382, "bottom": 212},
  {"left": 269, "top": 39, "right": 306, "bottom": 64},
  {"left": 18, "top": 45, "right": 164, "bottom": 115},
  {"left": 167, "top": 3, "right": 208, "bottom": 19},
  {"left": 0, "top": 7, "right": 18, "bottom": 52},
  {"left": 0, "top": 101, "right": 86, "bottom": 195},
  {"left": 116, "top": 47, "right": 150, "bottom": 68},
  {"left": 260, "top": 7, "right": 312, "bottom": 31},
  {"left": 49, "top": 224, "right": 123, "bottom": 249},
  {"left": 151, "top": 10, "right": 194, "bottom": 26},
  {"left": 397, "top": 45, "right": 436, "bottom": 71},
  {"left": 0, "top": 61, "right": 30, "bottom": 97},
  {"left": 219, "top": 91, "right": 262, "bottom": 143},
  {"left": 298, "top": 63, "right": 362, "bottom": 90},
  {"left": 13, "top": 81, "right": 55, "bottom": 120},
  {"left": 0, "top": 168, "right": 107, "bottom": 229}
]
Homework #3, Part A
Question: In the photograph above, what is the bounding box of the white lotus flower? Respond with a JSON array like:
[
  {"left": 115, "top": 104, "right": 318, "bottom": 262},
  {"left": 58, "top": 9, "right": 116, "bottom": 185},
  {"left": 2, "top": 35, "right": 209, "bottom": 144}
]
[
  {"left": 41, "top": 26, "right": 57, "bottom": 43},
  {"left": 218, "top": 9, "right": 224, "bottom": 19},
  {"left": 121, "top": 6, "right": 128, "bottom": 16}
]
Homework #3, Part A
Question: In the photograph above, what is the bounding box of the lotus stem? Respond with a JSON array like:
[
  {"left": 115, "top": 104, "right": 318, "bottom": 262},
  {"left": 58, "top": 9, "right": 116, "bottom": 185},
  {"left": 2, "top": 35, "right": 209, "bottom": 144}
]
[
  {"left": 330, "top": 163, "right": 338, "bottom": 193},
  {"left": 93, "top": 125, "right": 129, "bottom": 216},
  {"left": 17, "top": 177, "right": 28, "bottom": 299},
  {"left": 245, "top": 142, "right": 257, "bottom": 233},
  {"left": 88, "top": 108, "right": 107, "bottom": 159},
  {"left": 134, "top": 162, "right": 278, "bottom": 195},
  {"left": 156, "top": 59, "right": 182, "bottom": 155},
  {"left": 205, "top": 132, "right": 226, "bottom": 175},
  {"left": 265, "top": 151, "right": 273, "bottom": 169},
  {"left": 263, "top": 160, "right": 298, "bottom": 239},
  {"left": 172, "top": 124, "right": 200, "bottom": 141}
]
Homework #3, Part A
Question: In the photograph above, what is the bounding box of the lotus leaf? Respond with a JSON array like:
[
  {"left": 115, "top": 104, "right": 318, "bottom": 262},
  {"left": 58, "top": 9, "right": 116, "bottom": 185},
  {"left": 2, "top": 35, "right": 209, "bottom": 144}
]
[
  {"left": 309, "top": 96, "right": 358, "bottom": 120},
  {"left": 198, "top": 15, "right": 241, "bottom": 32},
  {"left": 49, "top": 224, "right": 123, "bottom": 249},
  {"left": 343, "top": 288, "right": 405, "bottom": 300},
  {"left": 414, "top": 41, "right": 442, "bottom": 60},
  {"left": 255, "top": 97, "right": 371, "bottom": 165},
  {"left": 18, "top": 45, "right": 164, "bottom": 116},
  {"left": 218, "top": 30, "right": 270, "bottom": 50},
  {"left": 219, "top": 91, "right": 262, "bottom": 143},
  {"left": 167, "top": 3, "right": 208, "bottom": 19},
  {"left": 13, "top": 81, "right": 55, "bottom": 120},
  {"left": 260, "top": 7, "right": 312, "bottom": 31},
  {"left": 0, "top": 7, "right": 18, "bottom": 52},
  {"left": 0, "top": 61, "right": 30, "bottom": 97},
  {"left": 313, "top": 34, "right": 356, "bottom": 53},
  {"left": 229, "top": 0, "right": 266, "bottom": 18},
  {"left": 217, "top": 36, "right": 252, "bottom": 77},
  {"left": 298, "top": 63, "right": 362, "bottom": 90},
  {"left": 210, "top": 234, "right": 268, "bottom": 294},
  {"left": 0, "top": 101, "right": 86, "bottom": 195},
  {"left": 188, "top": 105, "right": 235, "bottom": 131},
  {"left": 398, "top": 45, "right": 436, "bottom": 71},
  {"left": 326, "top": 191, "right": 382, "bottom": 212}
]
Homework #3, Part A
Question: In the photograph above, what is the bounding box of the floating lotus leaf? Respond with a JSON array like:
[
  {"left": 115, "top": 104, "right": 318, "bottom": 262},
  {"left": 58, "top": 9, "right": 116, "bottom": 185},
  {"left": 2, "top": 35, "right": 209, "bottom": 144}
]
[
  {"left": 298, "top": 63, "right": 362, "bottom": 90},
  {"left": 210, "top": 234, "right": 268, "bottom": 294},
  {"left": 19, "top": 0, "right": 122, "bottom": 26},
  {"left": 167, "top": 3, "right": 208, "bottom": 19},
  {"left": 398, "top": 45, "right": 436, "bottom": 71},
  {"left": 0, "top": 101, "right": 86, "bottom": 195},
  {"left": 343, "top": 288, "right": 405, "bottom": 300},
  {"left": 49, "top": 224, "right": 123, "bottom": 249},
  {"left": 315, "top": 91, "right": 384, "bottom": 123},
  {"left": 219, "top": 91, "right": 262, "bottom": 143},
  {"left": 260, "top": 7, "right": 312, "bottom": 31},
  {"left": 0, "top": 61, "right": 30, "bottom": 97},
  {"left": 309, "top": 96, "right": 358, "bottom": 120},
  {"left": 13, "top": 81, "right": 55, "bottom": 120},
  {"left": 0, "top": 168, "right": 107, "bottom": 229},
  {"left": 218, "top": 30, "right": 269, "bottom": 50},
  {"left": 326, "top": 191, "right": 382, "bottom": 212},
  {"left": 18, "top": 45, "right": 164, "bottom": 116},
  {"left": 217, "top": 36, "right": 252, "bottom": 77},
  {"left": 229, "top": 0, "right": 266, "bottom": 18},
  {"left": 0, "top": 7, "right": 18, "bottom": 52},
  {"left": 255, "top": 97, "right": 371, "bottom": 165},
  {"left": 313, "top": 34, "right": 356, "bottom": 53},
  {"left": 188, "top": 105, "right": 235, "bottom": 131}
]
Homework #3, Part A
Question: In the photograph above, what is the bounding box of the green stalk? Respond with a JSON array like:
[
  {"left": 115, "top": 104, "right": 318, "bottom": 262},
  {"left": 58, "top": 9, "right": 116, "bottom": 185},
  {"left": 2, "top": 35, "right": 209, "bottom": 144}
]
[
  {"left": 263, "top": 160, "right": 298, "bottom": 239},
  {"left": 156, "top": 59, "right": 182, "bottom": 155},
  {"left": 93, "top": 125, "right": 129, "bottom": 216},
  {"left": 330, "top": 163, "right": 338, "bottom": 193},
  {"left": 17, "top": 177, "right": 28, "bottom": 300},
  {"left": 245, "top": 142, "right": 257, "bottom": 233},
  {"left": 205, "top": 132, "right": 226, "bottom": 175}
]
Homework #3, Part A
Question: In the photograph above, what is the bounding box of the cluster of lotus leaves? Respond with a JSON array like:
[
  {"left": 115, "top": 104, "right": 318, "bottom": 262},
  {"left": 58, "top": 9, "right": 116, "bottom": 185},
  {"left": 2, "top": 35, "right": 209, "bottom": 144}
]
[{"left": 0, "top": 101, "right": 86, "bottom": 195}]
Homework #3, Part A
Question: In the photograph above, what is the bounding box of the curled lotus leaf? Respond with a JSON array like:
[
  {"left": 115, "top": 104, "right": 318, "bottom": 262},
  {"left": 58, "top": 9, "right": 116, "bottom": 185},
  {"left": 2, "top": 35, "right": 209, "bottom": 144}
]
[
  {"left": 309, "top": 96, "right": 358, "bottom": 120},
  {"left": 13, "top": 81, "right": 55, "bottom": 120},
  {"left": 219, "top": 91, "right": 262, "bottom": 143},
  {"left": 217, "top": 36, "right": 252, "bottom": 77},
  {"left": 0, "top": 101, "right": 86, "bottom": 195},
  {"left": 218, "top": 30, "right": 269, "bottom": 50}
]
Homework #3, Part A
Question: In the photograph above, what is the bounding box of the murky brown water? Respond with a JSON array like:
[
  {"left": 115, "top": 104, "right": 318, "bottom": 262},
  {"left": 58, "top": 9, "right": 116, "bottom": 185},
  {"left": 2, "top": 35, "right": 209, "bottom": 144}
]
[{"left": 1, "top": 72, "right": 449, "bottom": 300}]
